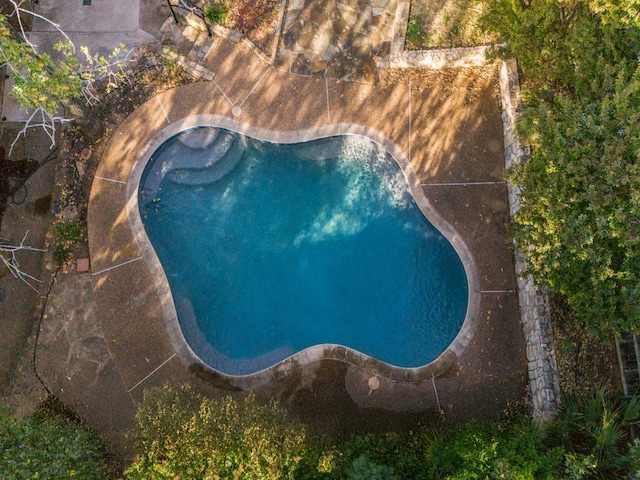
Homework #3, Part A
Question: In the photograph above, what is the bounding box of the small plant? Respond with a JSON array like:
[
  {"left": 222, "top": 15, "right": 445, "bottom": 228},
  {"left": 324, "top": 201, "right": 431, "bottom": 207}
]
[
  {"left": 204, "top": 3, "right": 229, "bottom": 25},
  {"left": 406, "top": 16, "right": 429, "bottom": 48},
  {"left": 52, "top": 242, "right": 70, "bottom": 264},
  {"left": 55, "top": 220, "right": 84, "bottom": 243},
  {"left": 53, "top": 220, "right": 84, "bottom": 265}
]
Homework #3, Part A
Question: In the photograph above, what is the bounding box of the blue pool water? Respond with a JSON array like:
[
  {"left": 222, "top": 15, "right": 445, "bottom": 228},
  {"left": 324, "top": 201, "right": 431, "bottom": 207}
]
[{"left": 139, "top": 127, "right": 468, "bottom": 375}]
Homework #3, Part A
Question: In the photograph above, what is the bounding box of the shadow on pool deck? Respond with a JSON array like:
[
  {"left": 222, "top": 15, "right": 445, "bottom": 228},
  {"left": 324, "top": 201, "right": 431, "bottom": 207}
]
[{"left": 30, "top": 38, "right": 527, "bottom": 455}]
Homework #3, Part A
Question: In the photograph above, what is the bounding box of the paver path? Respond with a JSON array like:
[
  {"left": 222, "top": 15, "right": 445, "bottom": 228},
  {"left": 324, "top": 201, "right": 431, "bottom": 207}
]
[{"left": 276, "top": 0, "right": 403, "bottom": 81}]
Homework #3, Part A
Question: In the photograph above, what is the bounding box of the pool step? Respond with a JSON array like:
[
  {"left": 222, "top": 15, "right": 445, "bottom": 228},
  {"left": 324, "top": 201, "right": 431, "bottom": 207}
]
[
  {"left": 166, "top": 136, "right": 243, "bottom": 186},
  {"left": 140, "top": 129, "right": 236, "bottom": 203}
]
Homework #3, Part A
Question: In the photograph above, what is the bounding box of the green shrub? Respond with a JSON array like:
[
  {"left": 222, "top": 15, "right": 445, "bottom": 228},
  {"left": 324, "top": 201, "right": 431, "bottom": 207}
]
[
  {"left": 426, "top": 421, "right": 564, "bottom": 479},
  {"left": 205, "top": 3, "right": 229, "bottom": 25},
  {"left": 545, "top": 386, "right": 640, "bottom": 478},
  {"left": 0, "top": 398, "right": 110, "bottom": 479},
  {"left": 125, "top": 385, "right": 310, "bottom": 480}
]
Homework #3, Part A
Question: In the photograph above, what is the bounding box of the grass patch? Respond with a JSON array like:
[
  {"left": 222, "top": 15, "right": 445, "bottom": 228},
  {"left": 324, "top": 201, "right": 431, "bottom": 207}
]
[
  {"left": 204, "top": 3, "right": 230, "bottom": 25},
  {"left": 53, "top": 220, "right": 84, "bottom": 264}
]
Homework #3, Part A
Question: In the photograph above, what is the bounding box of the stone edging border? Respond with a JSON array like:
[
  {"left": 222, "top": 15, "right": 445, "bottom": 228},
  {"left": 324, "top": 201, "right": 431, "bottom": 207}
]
[
  {"left": 389, "top": 45, "right": 492, "bottom": 70},
  {"left": 498, "top": 59, "right": 561, "bottom": 423},
  {"left": 125, "top": 116, "right": 481, "bottom": 391}
]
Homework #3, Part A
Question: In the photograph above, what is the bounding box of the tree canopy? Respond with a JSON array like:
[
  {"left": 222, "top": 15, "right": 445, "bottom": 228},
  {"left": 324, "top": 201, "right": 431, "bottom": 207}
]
[
  {"left": 480, "top": 0, "right": 640, "bottom": 337},
  {"left": 0, "top": 4, "right": 128, "bottom": 150}
]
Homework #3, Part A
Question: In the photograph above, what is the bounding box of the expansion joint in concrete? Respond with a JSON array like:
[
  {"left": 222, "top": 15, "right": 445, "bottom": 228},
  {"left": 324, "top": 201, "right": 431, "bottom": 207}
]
[
  {"left": 127, "top": 353, "right": 177, "bottom": 393},
  {"left": 91, "top": 256, "right": 142, "bottom": 276},
  {"left": 94, "top": 176, "right": 127, "bottom": 185}
]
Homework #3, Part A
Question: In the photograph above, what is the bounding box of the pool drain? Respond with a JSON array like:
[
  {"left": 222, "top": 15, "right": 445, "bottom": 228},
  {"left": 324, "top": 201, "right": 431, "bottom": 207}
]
[{"left": 368, "top": 376, "right": 380, "bottom": 395}]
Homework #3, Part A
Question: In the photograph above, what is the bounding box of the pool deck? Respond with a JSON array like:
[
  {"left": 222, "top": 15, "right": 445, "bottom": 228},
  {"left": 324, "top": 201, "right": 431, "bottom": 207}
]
[{"left": 74, "top": 36, "right": 528, "bottom": 448}]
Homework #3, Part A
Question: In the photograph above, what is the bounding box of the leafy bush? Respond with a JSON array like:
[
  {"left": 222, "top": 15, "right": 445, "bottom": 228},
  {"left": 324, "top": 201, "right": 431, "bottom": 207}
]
[
  {"left": 0, "top": 397, "right": 110, "bottom": 479},
  {"left": 125, "top": 385, "right": 311, "bottom": 480},
  {"left": 425, "top": 420, "right": 564, "bottom": 479},
  {"left": 204, "top": 3, "right": 229, "bottom": 25},
  {"left": 479, "top": 0, "right": 640, "bottom": 337}
]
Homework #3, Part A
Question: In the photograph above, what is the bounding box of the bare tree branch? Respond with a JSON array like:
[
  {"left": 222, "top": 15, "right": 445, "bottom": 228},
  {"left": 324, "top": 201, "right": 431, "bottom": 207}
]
[
  {"left": 0, "top": 230, "right": 46, "bottom": 292},
  {"left": 10, "top": 107, "right": 72, "bottom": 153},
  {"left": 8, "top": 0, "right": 74, "bottom": 52}
]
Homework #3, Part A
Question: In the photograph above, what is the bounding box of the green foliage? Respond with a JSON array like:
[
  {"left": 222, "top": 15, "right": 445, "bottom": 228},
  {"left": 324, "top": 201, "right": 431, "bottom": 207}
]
[
  {"left": 0, "top": 14, "right": 127, "bottom": 118},
  {"left": 0, "top": 398, "right": 110, "bottom": 479},
  {"left": 125, "top": 386, "right": 640, "bottom": 478},
  {"left": 406, "top": 16, "right": 429, "bottom": 48},
  {"left": 125, "top": 385, "right": 309, "bottom": 480},
  {"left": 479, "top": 0, "right": 640, "bottom": 337},
  {"left": 347, "top": 454, "right": 398, "bottom": 480},
  {"left": 0, "top": 22, "right": 82, "bottom": 114},
  {"left": 53, "top": 220, "right": 85, "bottom": 265},
  {"left": 205, "top": 3, "right": 230, "bottom": 25},
  {"left": 55, "top": 220, "right": 85, "bottom": 243},
  {"left": 510, "top": 68, "right": 640, "bottom": 337},
  {"left": 425, "top": 420, "right": 564, "bottom": 479},
  {"left": 545, "top": 386, "right": 640, "bottom": 478},
  {"left": 53, "top": 241, "right": 71, "bottom": 264},
  {"left": 333, "top": 431, "right": 426, "bottom": 479}
]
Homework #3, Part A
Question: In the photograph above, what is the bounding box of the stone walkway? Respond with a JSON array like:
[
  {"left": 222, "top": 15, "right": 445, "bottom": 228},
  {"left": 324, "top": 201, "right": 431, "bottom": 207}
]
[{"left": 276, "top": 0, "right": 406, "bottom": 81}]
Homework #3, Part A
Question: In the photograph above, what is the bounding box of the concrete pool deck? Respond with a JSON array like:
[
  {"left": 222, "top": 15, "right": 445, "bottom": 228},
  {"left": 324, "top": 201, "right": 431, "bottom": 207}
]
[
  {"left": 88, "top": 40, "right": 527, "bottom": 436},
  {"left": 77, "top": 36, "right": 527, "bottom": 447}
]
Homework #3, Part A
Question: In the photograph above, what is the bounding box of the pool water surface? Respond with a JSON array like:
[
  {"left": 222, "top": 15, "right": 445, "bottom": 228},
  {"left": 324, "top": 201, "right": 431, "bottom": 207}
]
[{"left": 139, "top": 127, "right": 469, "bottom": 376}]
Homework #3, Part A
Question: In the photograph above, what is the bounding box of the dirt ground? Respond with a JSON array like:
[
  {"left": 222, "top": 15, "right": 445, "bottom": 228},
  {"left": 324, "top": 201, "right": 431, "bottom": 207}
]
[{"left": 406, "top": 0, "right": 496, "bottom": 49}]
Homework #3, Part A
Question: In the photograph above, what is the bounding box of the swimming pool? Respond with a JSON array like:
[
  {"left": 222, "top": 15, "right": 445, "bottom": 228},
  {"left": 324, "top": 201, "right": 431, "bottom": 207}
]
[{"left": 135, "top": 124, "right": 473, "bottom": 379}]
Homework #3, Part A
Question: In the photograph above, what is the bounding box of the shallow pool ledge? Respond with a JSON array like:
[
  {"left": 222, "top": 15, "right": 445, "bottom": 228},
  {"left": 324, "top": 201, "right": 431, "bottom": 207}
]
[{"left": 125, "top": 115, "right": 481, "bottom": 390}]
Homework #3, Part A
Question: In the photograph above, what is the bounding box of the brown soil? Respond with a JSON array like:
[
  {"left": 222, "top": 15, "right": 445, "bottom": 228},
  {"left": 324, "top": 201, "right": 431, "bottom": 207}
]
[
  {"left": 228, "top": 0, "right": 280, "bottom": 56},
  {"left": 406, "top": 0, "right": 496, "bottom": 49},
  {"left": 201, "top": 0, "right": 280, "bottom": 58},
  {"left": 550, "top": 293, "right": 621, "bottom": 396}
]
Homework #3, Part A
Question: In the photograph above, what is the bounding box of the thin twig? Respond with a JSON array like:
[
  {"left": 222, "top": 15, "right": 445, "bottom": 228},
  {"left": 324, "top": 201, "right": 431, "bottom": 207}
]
[{"left": 0, "top": 230, "right": 46, "bottom": 292}]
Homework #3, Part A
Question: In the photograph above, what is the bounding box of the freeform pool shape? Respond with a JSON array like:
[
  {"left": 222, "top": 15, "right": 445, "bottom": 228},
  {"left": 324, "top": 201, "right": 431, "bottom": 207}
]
[{"left": 135, "top": 124, "right": 474, "bottom": 379}]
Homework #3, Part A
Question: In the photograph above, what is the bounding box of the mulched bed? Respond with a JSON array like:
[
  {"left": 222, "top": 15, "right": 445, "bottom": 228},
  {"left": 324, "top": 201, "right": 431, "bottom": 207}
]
[{"left": 549, "top": 293, "right": 622, "bottom": 396}]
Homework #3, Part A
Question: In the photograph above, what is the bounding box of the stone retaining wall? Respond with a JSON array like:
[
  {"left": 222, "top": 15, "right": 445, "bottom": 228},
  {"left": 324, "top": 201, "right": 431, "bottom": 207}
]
[
  {"left": 389, "top": 45, "right": 491, "bottom": 69},
  {"left": 498, "top": 59, "right": 561, "bottom": 423}
]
